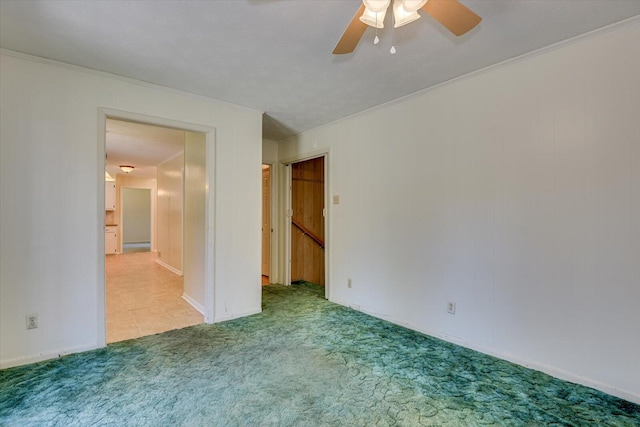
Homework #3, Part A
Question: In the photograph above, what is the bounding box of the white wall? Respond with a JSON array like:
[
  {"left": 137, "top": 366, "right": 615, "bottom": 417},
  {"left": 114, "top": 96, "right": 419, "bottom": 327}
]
[
  {"left": 122, "top": 188, "right": 152, "bottom": 244},
  {"left": 279, "top": 22, "right": 640, "bottom": 403},
  {"left": 183, "top": 131, "right": 207, "bottom": 312},
  {"left": 0, "top": 51, "right": 262, "bottom": 367},
  {"left": 116, "top": 175, "right": 158, "bottom": 251},
  {"left": 157, "top": 151, "right": 185, "bottom": 273},
  {"left": 262, "top": 138, "right": 279, "bottom": 164}
]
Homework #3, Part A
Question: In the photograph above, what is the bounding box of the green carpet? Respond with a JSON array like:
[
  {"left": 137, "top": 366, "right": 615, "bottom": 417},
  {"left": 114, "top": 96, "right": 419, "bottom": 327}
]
[{"left": 1, "top": 283, "right": 638, "bottom": 426}]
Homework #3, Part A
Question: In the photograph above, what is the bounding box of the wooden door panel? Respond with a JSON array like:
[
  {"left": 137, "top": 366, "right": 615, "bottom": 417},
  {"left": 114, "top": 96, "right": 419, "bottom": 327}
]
[{"left": 291, "top": 157, "right": 325, "bottom": 286}]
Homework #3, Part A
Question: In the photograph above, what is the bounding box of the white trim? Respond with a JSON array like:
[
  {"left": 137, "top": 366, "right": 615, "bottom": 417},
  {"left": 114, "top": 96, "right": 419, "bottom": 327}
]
[
  {"left": 0, "top": 343, "right": 99, "bottom": 370},
  {"left": 330, "top": 296, "right": 640, "bottom": 405},
  {"left": 0, "top": 49, "right": 263, "bottom": 116},
  {"left": 323, "top": 152, "right": 331, "bottom": 301},
  {"left": 3, "top": 16, "right": 638, "bottom": 144},
  {"left": 268, "top": 163, "right": 277, "bottom": 284},
  {"left": 280, "top": 15, "right": 640, "bottom": 143},
  {"left": 100, "top": 108, "right": 215, "bottom": 134},
  {"left": 97, "top": 112, "right": 107, "bottom": 347},
  {"left": 282, "top": 151, "right": 331, "bottom": 299},
  {"left": 182, "top": 293, "right": 205, "bottom": 315},
  {"left": 214, "top": 308, "right": 262, "bottom": 323},
  {"left": 283, "top": 164, "right": 292, "bottom": 286},
  {"left": 204, "top": 129, "right": 216, "bottom": 324},
  {"left": 155, "top": 258, "right": 183, "bottom": 276},
  {"left": 98, "top": 108, "right": 217, "bottom": 343},
  {"left": 261, "top": 162, "right": 278, "bottom": 284},
  {"left": 280, "top": 147, "right": 331, "bottom": 166}
]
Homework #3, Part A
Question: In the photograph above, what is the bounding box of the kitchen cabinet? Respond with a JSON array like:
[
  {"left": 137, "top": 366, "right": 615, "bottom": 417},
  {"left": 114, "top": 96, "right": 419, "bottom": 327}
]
[
  {"left": 105, "top": 181, "right": 116, "bottom": 211},
  {"left": 105, "top": 225, "right": 117, "bottom": 255}
]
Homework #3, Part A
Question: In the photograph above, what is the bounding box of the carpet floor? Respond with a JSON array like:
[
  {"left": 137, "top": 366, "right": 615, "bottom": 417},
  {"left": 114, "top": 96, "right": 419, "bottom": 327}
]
[{"left": 1, "top": 283, "right": 638, "bottom": 426}]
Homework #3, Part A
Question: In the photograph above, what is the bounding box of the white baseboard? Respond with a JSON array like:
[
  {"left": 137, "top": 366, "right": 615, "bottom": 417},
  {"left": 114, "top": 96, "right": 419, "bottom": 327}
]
[
  {"left": 0, "top": 343, "right": 100, "bottom": 370},
  {"left": 155, "top": 259, "right": 182, "bottom": 276},
  {"left": 214, "top": 307, "right": 261, "bottom": 323},
  {"left": 182, "top": 293, "right": 205, "bottom": 315},
  {"left": 330, "top": 296, "right": 640, "bottom": 405}
]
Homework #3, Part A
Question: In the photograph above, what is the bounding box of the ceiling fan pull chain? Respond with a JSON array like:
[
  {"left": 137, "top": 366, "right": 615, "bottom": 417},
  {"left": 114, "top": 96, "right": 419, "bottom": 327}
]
[{"left": 374, "top": 12, "right": 380, "bottom": 45}]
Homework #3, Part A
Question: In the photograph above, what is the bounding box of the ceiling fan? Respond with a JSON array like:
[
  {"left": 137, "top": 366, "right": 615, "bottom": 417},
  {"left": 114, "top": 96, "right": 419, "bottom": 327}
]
[{"left": 333, "top": 0, "right": 481, "bottom": 54}]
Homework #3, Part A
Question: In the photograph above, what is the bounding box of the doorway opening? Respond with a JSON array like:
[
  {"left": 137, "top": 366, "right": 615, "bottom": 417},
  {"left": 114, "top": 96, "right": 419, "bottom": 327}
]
[
  {"left": 103, "top": 117, "right": 207, "bottom": 344},
  {"left": 262, "top": 164, "right": 271, "bottom": 286},
  {"left": 290, "top": 156, "right": 325, "bottom": 288},
  {"left": 122, "top": 188, "right": 152, "bottom": 253}
]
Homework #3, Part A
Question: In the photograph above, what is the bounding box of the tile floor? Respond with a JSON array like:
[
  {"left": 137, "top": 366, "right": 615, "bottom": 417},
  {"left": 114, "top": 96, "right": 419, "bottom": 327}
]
[{"left": 106, "top": 251, "right": 203, "bottom": 343}]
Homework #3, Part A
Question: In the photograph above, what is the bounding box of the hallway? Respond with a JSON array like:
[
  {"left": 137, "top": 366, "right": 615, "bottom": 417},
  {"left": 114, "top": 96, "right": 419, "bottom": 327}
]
[{"left": 106, "top": 252, "right": 203, "bottom": 343}]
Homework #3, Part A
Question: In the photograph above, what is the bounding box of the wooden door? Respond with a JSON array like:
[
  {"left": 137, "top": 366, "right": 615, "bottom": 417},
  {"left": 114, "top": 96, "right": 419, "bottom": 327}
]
[
  {"left": 291, "top": 157, "right": 325, "bottom": 285},
  {"left": 262, "top": 166, "right": 270, "bottom": 277}
]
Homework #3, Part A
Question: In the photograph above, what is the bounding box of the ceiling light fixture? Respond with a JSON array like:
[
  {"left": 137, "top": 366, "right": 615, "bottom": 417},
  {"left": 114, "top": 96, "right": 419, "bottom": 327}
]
[
  {"left": 333, "top": 0, "right": 481, "bottom": 55},
  {"left": 359, "top": 0, "right": 428, "bottom": 53},
  {"left": 119, "top": 165, "right": 135, "bottom": 173},
  {"left": 360, "top": 0, "right": 427, "bottom": 30},
  {"left": 392, "top": 0, "right": 424, "bottom": 28},
  {"left": 360, "top": 0, "right": 389, "bottom": 28}
]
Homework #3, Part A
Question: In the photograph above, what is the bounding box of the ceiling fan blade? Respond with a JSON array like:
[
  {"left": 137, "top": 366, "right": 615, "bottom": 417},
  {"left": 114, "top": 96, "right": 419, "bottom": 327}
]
[
  {"left": 422, "top": 0, "right": 481, "bottom": 36},
  {"left": 333, "top": 4, "right": 368, "bottom": 55}
]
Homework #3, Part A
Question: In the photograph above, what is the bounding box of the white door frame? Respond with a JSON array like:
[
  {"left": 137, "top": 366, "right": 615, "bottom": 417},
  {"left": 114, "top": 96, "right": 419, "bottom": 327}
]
[
  {"left": 261, "top": 163, "right": 278, "bottom": 284},
  {"left": 269, "top": 163, "right": 278, "bottom": 283},
  {"left": 283, "top": 163, "right": 292, "bottom": 287},
  {"left": 97, "top": 108, "right": 216, "bottom": 347},
  {"left": 281, "top": 150, "right": 330, "bottom": 300}
]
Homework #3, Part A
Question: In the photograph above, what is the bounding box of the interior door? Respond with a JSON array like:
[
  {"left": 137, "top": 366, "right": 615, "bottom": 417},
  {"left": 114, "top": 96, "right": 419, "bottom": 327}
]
[{"left": 290, "top": 157, "right": 325, "bottom": 286}]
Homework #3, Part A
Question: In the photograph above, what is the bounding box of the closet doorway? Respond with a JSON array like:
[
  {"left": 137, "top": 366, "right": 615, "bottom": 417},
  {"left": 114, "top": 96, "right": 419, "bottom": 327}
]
[{"left": 290, "top": 156, "right": 325, "bottom": 287}]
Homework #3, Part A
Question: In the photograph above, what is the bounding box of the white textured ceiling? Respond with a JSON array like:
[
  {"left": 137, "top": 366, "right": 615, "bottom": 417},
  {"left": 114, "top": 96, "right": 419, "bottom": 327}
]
[
  {"left": 105, "top": 119, "right": 184, "bottom": 179},
  {"left": 1, "top": 0, "right": 640, "bottom": 140}
]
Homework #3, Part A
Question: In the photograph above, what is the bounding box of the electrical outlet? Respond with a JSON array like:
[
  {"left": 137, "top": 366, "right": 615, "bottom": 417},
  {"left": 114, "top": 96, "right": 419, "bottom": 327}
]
[
  {"left": 26, "top": 313, "right": 38, "bottom": 329},
  {"left": 447, "top": 301, "right": 456, "bottom": 315},
  {"left": 347, "top": 278, "right": 352, "bottom": 288}
]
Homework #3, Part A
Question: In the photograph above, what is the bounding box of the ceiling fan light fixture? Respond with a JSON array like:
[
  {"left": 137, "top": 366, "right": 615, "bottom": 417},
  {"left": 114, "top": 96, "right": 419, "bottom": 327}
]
[
  {"left": 401, "top": 0, "right": 428, "bottom": 13},
  {"left": 362, "top": 0, "right": 391, "bottom": 13},
  {"left": 119, "top": 165, "right": 135, "bottom": 173},
  {"left": 333, "top": 0, "right": 481, "bottom": 55},
  {"left": 360, "top": 7, "right": 388, "bottom": 28},
  {"left": 393, "top": 0, "right": 421, "bottom": 28}
]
